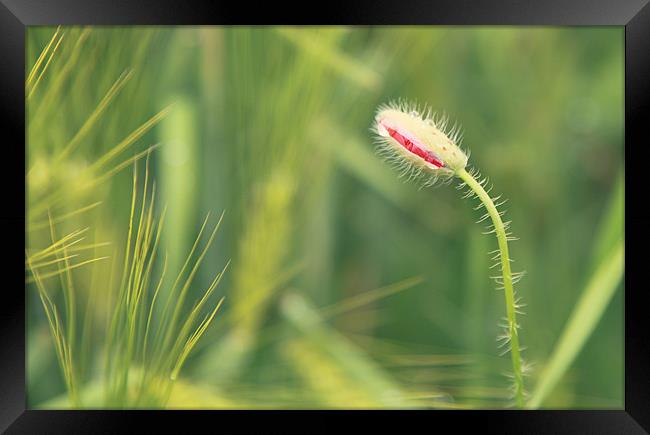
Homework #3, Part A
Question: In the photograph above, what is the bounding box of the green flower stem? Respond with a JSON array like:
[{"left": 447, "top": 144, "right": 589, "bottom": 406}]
[{"left": 456, "top": 168, "right": 524, "bottom": 408}]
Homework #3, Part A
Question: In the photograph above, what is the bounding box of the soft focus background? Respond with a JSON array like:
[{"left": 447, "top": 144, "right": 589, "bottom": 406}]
[{"left": 26, "top": 26, "right": 624, "bottom": 409}]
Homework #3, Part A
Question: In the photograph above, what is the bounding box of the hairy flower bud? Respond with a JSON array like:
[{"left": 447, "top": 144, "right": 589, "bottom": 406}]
[{"left": 373, "top": 102, "right": 468, "bottom": 179}]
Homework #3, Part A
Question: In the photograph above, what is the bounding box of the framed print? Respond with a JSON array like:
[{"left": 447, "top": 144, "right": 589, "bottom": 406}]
[{"left": 1, "top": 0, "right": 648, "bottom": 432}]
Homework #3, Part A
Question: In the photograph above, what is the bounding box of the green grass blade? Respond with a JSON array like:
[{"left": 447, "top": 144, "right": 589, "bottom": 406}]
[
  {"left": 275, "top": 27, "right": 381, "bottom": 91},
  {"left": 281, "top": 292, "right": 410, "bottom": 408},
  {"left": 528, "top": 240, "right": 624, "bottom": 408}
]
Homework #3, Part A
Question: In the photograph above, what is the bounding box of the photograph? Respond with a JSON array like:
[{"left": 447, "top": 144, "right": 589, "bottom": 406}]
[{"left": 25, "top": 25, "right": 624, "bottom": 411}]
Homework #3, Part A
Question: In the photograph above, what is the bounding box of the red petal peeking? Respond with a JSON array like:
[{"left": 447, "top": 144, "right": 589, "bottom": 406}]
[{"left": 381, "top": 121, "right": 445, "bottom": 168}]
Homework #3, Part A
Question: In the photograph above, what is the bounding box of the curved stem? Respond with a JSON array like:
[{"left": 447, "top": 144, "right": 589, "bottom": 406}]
[{"left": 456, "top": 168, "right": 524, "bottom": 408}]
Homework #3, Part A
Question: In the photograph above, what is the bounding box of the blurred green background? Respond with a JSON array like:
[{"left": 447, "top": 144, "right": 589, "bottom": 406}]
[{"left": 26, "top": 26, "right": 624, "bottom": 409}]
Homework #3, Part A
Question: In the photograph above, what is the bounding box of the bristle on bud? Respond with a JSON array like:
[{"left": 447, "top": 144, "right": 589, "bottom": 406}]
[{"left": 372, "top": 101, "right": 468, "bottom": 183}]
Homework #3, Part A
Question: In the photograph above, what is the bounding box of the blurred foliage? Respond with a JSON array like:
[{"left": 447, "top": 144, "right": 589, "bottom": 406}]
[{"left": 26, "top": 26, "right": 623, "bottom": 409}]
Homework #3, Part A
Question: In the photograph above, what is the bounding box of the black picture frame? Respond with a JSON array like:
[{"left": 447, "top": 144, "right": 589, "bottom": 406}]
[{"left": 2, "top": 0, "right": 648, "bottom": 432}]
